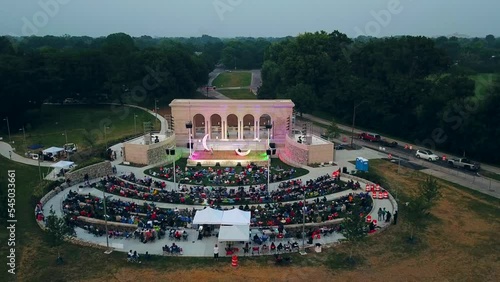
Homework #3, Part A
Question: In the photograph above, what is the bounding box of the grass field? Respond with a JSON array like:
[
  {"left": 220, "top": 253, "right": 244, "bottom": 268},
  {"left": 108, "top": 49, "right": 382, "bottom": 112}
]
[
  {"left": 6, "top": 104, "right": 160, "bottom": 156},
  {"left": 212, "top": 71, "right": 252, "bottom": 88},
  {"left": 218, "top": 89, "right": 257, "bottom": 99},
  {"left": 469, "top": 73, "right": 499, "bottom": 97},
  {"left": 2, "top": 157, "right": 499, "bottom": 281}
]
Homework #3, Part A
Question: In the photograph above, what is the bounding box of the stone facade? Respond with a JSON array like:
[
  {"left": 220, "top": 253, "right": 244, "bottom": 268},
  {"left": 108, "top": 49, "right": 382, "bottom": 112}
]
[
  {"left": 170, "top": 99, "right": 294, "bottom": 147},
  {"left": 283, "top": 135, "right": 335, "bottom": 165},
  {"left": 65, "top": 161, "right": 113, "bottom": 183},
  {"left": 124, "top": 134, "right": 176, "bottom": 165}
]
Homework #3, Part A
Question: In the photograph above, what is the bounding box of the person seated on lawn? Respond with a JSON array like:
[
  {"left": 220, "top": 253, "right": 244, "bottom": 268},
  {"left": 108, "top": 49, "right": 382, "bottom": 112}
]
[
  {"left": 253, "top": 234, "right": 262, "bottom": 245},
  {"left": 270, "top": 242, "right": 276, "bottom": 252},
  {"left": 277, "top": 242, "right": 283, "bottom": 252}
]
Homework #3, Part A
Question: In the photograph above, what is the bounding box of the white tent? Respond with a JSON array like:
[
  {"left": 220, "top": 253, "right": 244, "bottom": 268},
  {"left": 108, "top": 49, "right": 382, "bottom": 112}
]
[
  {"left": 192, "top": 207, "right": 224, "bottom": 225},
  {"left": 218, "top": 225, "right": 250, "bottom": 242},
  {"left": 42, "top": 147, "right": 64, "bottom": 155},
  {"left": 51, "top": 161, "right": 75, "bottom": 169},
  {"left": 220, "top": 208, "right": 251, "bottom": 225}
]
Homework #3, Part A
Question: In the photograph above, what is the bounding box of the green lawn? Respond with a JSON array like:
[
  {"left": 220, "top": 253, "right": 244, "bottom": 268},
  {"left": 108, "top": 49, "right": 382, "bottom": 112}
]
[
  {"left": 218, "top": 89, "right": 257, "bottom": 100},
  {"left": 469, "top": 73, "right": 499, "bottom": 98},
  {"left": 145, "top": 157, "right": 309, "bottom": 187},
  {"left": 7, "top": 104, "right": 160, "bottom": 156},
  {"left": 212, "top": 71, "right": 252, "bottom": 88}
]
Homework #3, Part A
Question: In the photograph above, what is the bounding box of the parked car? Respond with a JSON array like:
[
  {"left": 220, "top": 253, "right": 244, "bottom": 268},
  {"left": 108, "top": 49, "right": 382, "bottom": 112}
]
[
  {"left": 448, "top": 158, "right": 480, "bottom": 171},
  {"left": 359, "top": 132, "right": 381, "bottom": 142},
  {"left": 415, "top": 149, "right": 439, "bottom": 161},
  {"left": 335, "top": 144, "right": 347, "bottom": 150},
  {"left": 380, "top": 139, "right": 398, "bottom": 147}
]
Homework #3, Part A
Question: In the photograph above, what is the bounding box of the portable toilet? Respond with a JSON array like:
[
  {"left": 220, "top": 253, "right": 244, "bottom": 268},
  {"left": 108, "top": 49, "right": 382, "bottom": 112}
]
[{"left": 355, "top": 157, "right": 369, "bottom": 172}]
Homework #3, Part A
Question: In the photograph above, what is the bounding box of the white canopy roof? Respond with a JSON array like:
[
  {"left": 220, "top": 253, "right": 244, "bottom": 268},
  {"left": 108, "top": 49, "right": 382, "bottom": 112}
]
[
  {"left": 221, "top": 208, "right": 251, "bottom": 225},
  {"left": 218, "top": 225, "right": 250, "bottom": 242},
  {"left": 43, "top": 146, "right": 64, "bottom": 155},
  {"left": 192, "top": 208, "right": 250, "bottom": 225},
  {"left": 192, "top": 207, "right": 223, "bottom": 225},
  {"left": 51, "top": 161, "right": 75, "bottom": 169}
]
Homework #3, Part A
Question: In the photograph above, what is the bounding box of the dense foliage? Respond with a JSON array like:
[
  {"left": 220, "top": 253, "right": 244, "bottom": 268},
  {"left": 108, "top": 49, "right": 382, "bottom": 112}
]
[{"left": 258, "top": 31, "right": 500, "bottom": 164}]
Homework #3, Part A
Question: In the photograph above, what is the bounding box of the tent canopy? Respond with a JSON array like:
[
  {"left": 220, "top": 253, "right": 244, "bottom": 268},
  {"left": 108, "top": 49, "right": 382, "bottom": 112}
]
[
  {"left": 193, "top": 208, "right": 251, "bottom": 225},
  {"left": 43, "top": 146, "right": 64, "bottom": 155},
  {"left": 51, "top": 161, "right": 75, "bottom": 169},
  {"left": 218, "top": 225, "right": 250, "bottom": 242},
  {"left": 221, "top": 208, "right": 251, "bottom": 225},
  {"left": 192, "top": 207, "right": 223, "bottom": 225}
]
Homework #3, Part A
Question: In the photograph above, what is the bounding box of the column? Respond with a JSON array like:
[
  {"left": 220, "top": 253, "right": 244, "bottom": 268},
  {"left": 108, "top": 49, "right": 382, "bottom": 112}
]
[
  {"left": 207, "top": 117, "right": 211, "bottom": 139},
  {"left": 254, "top": 120, "right": 258, "bottom": 139}
]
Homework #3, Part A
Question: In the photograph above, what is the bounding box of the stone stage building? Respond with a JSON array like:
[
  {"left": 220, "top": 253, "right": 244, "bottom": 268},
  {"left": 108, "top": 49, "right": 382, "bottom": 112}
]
[{"left": 123, "top": 99, "right": 334, "bottom": 166}]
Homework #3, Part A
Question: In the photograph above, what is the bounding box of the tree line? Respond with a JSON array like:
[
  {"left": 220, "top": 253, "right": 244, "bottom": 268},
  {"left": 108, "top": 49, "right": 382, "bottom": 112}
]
[
  {"left": 258, "top": 31, "right": 500, "bottom": 164},
  {"left": 0, "top": 33, "right": 276, "bottom": 131}
]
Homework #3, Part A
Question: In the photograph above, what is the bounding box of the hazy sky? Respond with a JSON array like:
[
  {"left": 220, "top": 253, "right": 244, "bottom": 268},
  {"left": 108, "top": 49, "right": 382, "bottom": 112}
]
[{"left": 0, "top": 0, "right": 498, "bottom": 38}]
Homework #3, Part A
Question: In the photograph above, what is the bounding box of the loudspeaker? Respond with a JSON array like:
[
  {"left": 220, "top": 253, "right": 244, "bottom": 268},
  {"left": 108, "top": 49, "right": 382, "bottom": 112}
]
[
  {"left": 266, "top": 149, "right": 271, "bottom": 156},
  {"left": 185, "top": 122, "right": 193, "bottom": 129},
  {"left": 269, "top": 143, "right": 276, "bottom": 148},
  {"left": 271, "top": 148, "right": 276, "bottom": 155},
  {"left": 166, "top": 149, "right": 175, "bottom": 155},
  {"left": 265, "top": 124, "right": 272, "bottom": 129},
  {"left": 186, "top": 142, "right": 193, "bottom": 149}
]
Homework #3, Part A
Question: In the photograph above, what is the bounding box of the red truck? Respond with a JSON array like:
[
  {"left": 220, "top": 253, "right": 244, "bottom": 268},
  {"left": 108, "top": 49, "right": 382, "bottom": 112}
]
[{"left": 359, "top": 132, "right": 381, "bottom": 142}]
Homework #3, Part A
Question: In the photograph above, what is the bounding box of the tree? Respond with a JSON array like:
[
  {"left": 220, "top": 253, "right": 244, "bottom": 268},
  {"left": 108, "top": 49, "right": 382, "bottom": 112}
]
[
  {"left": 325, "top": 119, "right": 341, "bottom": 140},
  {"left": 44, "top": 206, "right": 75, "bottom": 247},
  {"left": 404, "top": 176, "right": 441, "bottom": 242},
  {"left": 340, "top": 212, "right": 367, "bottom": 260},
  {"left": 45, "top": 206, "right": 75, "bottom": 264}
]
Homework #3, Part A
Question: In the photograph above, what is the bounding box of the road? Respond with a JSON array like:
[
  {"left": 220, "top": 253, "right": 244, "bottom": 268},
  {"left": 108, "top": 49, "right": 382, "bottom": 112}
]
[{"left": 301, "top": 113, "right": 500, "bottom": 176}]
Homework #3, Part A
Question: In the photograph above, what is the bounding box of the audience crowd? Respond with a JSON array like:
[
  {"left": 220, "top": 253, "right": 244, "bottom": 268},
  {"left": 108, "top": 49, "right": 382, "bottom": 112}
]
[{"left": 148, "top": 163, "right": 297, "bottom": 186}]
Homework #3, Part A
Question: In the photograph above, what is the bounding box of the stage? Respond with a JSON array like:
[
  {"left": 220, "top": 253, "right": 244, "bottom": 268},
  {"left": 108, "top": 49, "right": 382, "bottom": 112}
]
[{"left": 187, "top": 150, "right": 270, "bottom": 167}]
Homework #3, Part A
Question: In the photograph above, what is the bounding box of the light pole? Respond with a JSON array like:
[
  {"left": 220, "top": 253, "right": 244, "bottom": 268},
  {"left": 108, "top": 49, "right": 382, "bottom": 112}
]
[
  {"left": 186, "top": 121, "right": 193, "bottom": 157},
  {"left": 19, "top": 126, "right": 26, "bottom": 147},
  {"left": 154, "top": 99, "right": 159, "bottom": 127},
  {"left": 300, "top": 188, "right": 307, "bottom": 255},
  {"left": 63, "top": 130, "right": 68, "bottom": 144},
  {"left": 134, "top": 115, "right": 138, "bottom": 134},
  {"left": 3, "top": 117, "right": 11, "bottom": 143},
  {"left": 104, "top": 126, "right": 110, "bottom": 150},
  {"left": 350, "top": 101, "right": 367, "bottom": 148},
  {"left": 102, "top": 188, "right": 110, "bottom": 249}
]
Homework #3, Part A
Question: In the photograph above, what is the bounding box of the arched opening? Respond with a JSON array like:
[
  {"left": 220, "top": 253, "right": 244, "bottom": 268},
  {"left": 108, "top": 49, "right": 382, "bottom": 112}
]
[
  {"left": 226, "top": 114, "right": 238, "bottom": 139},
  {"left": 193, "top": 114, "right": 205, "bottom": 139},
  {"left": 210, "top": 114, "right": 222, "bottom": 139},
  {"left": 260, "top": 114, "right": 272, "bottom": 139},
  {"left": 243, "top": 114, "right": 255, "bottom": 139}
]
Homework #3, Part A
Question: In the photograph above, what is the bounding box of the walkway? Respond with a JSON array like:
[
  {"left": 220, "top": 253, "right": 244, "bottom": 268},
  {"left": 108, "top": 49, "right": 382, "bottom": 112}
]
[{"left": 42, "top": 173, "right": 395, "bottom": 257}]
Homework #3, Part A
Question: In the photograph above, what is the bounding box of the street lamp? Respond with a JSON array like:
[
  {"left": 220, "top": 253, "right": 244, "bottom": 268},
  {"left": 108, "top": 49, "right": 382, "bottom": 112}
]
[
  {"left": 350, "top": 101, "right": 368, "bottom": 148},
  {"left": 62, "top": 130, "right": 68, "bottom": 144},
  {"left": 102, "top": 188, "right": 110, "bottom": 249},
  {"left": 3, "top": 117, "right": 11, "bottom": 143},
  {"left": 19, "top": 126, "right": 26, "bottom": 147},
  {"left": 300, "top": 189, "right": 307, "bottom": 255},
  {"left": 104, "top": 126, "right": 110, "bottom": 150},
  {"left": 134, "top": 115, "right": 138, "bottom": 134},
  {"left": 154, "top": 99, "right": 159, "bottom": 127}
]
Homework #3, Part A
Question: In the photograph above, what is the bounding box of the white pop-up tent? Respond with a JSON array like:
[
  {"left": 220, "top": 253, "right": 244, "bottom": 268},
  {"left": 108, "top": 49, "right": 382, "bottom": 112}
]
[
  {"left": 218, "top": 225, "right": 250, "bottom": 242},
  {"left": 192, "top": 207, "right": 224, "bottom": 225},
  {"left": 42, "top": 147, "right": 64, "bottom": 155},
  {"left": 220, "top": 208, "right": 251, "bottom": 225},
  {"left": 51, "top": 161, "right": 75, "bottom": 170}
]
